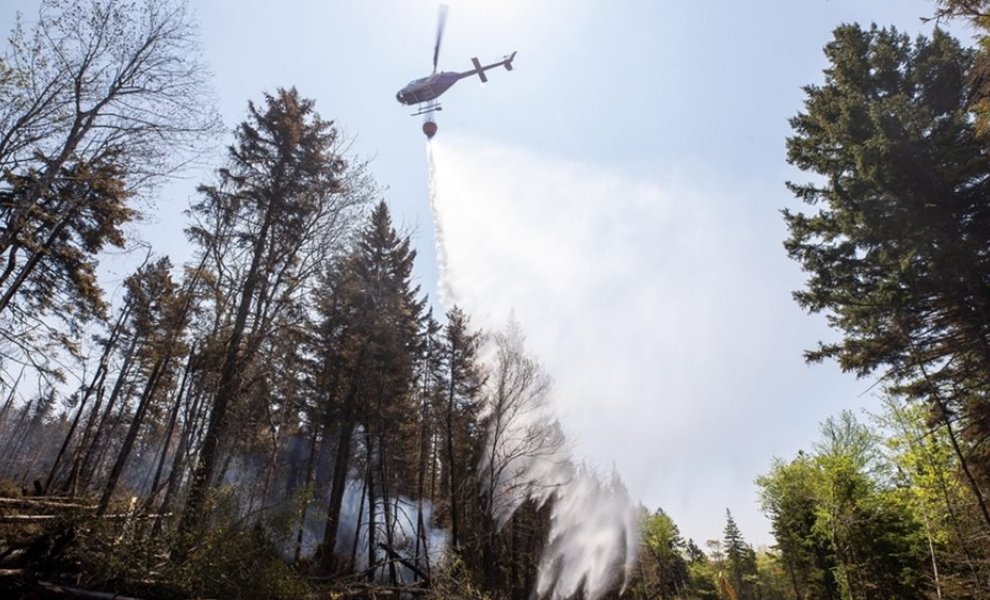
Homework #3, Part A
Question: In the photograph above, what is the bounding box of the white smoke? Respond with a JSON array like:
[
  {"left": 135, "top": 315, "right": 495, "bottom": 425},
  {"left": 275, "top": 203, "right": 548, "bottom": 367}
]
[
  {"left": 334, "top": 480, "right": 448, "bottom": 577},
  {"left": 427, "top": 139, "right": 641, "bottom": 600}
]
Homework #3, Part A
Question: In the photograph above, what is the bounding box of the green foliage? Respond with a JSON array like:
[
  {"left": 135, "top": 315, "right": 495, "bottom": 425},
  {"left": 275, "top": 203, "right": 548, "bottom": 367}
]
[
  {"left": 722, "top": 509, "right": 757, "bottom": 599},
  {"left": 427, "top": 553, "right": 493, "bottom": 600},
  {"left": 783, "top": 21, "right": 990, "bottom": 595},
  {"left": 165, "top": 524, "right": 310, "bottom": 600},
  {"left": 640, "top": 508, "right": 689, "bottom": 598},
  {"left": 785, "top": 23, "right": 990, "bottom": 385},
  {"left": 758, "top": 412, "right": 932, "bottom": 600},
  {"left": 877, "top": 396, "right": 990, "bottom": 594}
]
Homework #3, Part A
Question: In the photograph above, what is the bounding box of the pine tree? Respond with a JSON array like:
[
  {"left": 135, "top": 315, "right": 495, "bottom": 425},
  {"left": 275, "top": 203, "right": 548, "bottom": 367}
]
[
  {"left": 317, "top": 201, "right": 424, "bottom": 577},
  {"left": 441, "top": 306, "right": 485, "bottom": 552},
  {"left": 0, "top": 156, "right": 133, "bottom": 378},
  {"left": 757, "top": 453, "right": 839, "bottom": 600},
  {"left": 181, "top": 88, "right": 349, "bottom": 535},
  {"left": 640, "top": 508, "right": 688, "bottom": 599},
  {"left": 723, "top": 509, "right": 755, "bottom": 600},
  {"left": 784, "top": 23, "right": 990, "bottom": 530}
]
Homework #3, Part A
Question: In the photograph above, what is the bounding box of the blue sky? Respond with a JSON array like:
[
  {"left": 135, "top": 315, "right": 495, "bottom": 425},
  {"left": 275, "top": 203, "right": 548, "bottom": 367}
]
[{"left": 1, "top": 0, "right": 966, "bottom": 546}]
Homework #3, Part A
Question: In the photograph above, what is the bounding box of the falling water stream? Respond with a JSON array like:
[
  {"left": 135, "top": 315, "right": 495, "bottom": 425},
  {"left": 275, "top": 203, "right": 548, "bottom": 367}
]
[{"left": 425, "top": 139, "right": 640, "bottom": 600}]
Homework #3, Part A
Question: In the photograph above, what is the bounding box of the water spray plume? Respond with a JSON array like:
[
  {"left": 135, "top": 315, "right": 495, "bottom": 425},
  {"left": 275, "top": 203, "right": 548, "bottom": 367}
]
[
  {"left": 427, "top": 142, "right": 456, "bottom": 306},
  {"left": 427, "top": 140, "right": 641, "bottom": 600}
]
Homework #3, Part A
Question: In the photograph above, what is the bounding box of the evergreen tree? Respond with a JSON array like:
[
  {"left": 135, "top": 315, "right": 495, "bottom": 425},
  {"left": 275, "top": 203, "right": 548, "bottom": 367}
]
[
  {"left": 94, "top": 258, "right": 179, "bottom": 512},
  {"left": 784, "top": 22, "right": 990, "bottom": 530},
  {"left": 181, "top": 88, "right": 350, "bottom": 535},
  {"left": 317, "top": 201, "right": 425, "bottom": 577},
  {"left": 0, "top": 155, "right": 133, "bottom": 377},
  {"left": 757, "top": 453, "right": 839, "bottom": 600},
  {"left": 441, "top": 306, "right": 485, "bottom": 552},
  {"left": 723, "top": 509, "right": 756, "bottom": 600}
]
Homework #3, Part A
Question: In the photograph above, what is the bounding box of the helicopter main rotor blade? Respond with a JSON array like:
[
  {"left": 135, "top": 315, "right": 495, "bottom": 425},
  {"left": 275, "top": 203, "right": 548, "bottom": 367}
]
[{"left": 432, "top": 4, "right": 448, "bottom": 73}]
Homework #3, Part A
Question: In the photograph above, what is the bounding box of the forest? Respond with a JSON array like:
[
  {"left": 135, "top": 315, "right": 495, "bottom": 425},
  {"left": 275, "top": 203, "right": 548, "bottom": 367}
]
[{"left": 0, "top": 0, "right": 989, "bottom": 598}]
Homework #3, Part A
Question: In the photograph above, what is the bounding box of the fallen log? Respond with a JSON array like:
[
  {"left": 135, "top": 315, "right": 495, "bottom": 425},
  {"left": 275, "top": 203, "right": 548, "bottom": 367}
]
[
  {"left": 333, "top": 581, "right": 430, "bottom": 596},
  {"left": 0, "top": 546, "right": 26, "bottom": 564},
  {"left": 0, "top": 512, "right": 170, "bottom": 524},
  {"left": 378, "top": 542, "right": 430, "bottom": 584},
  {"left": 0, "top": 497, "right": 96, "bottom": 510},
  {"left": 0, "top": 568, "right": 26, "bottom": 577},
  {"left": 37, "top": 581, "right": 146, "bottom": 600},
  {"left": 0, "top": 514, "right": 61, "bottom": 523}
]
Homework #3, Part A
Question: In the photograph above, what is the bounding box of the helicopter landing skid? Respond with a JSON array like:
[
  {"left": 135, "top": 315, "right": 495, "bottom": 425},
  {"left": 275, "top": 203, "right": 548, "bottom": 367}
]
[{"left": 412, "top": 103, "right": 442, "bottom": 117}]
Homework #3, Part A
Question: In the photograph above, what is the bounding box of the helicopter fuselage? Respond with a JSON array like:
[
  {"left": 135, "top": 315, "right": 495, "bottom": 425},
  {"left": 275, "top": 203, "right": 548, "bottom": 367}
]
[
  {"left": 396, "top": 52, "right": 517, "bottom": 106},
  {"left": 396, "top": 72, "right": 463, "bottom": 105}
]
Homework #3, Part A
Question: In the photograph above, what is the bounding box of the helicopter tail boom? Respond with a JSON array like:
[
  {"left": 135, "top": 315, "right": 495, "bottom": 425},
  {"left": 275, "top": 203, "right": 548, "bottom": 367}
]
[{"left": 459, "top": 52, "right": 517, "bottom": 82}]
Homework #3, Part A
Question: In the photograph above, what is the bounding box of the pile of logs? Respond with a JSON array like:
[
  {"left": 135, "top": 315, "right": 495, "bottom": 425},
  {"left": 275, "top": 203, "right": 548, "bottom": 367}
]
[{"left": 0, "top": 493, "right": 162, "bottom": 598}]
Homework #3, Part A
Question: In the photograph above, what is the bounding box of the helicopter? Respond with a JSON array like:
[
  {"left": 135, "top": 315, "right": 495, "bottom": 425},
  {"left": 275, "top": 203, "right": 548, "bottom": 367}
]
[{"left": 396, "top": 5, "right": 516, "bottom": 139}]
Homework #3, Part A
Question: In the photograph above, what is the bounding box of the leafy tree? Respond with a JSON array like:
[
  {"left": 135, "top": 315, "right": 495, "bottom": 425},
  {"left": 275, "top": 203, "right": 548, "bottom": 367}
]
[
  {"left": 758, "top": 452, "right": 839, "bottom": 600},
  {"left": 683, "top": 540, "right": 720, "bottom": 600},
  {"left": 752, "top": 549, "right": 794, "bottom": 600},
  {"left": 814, "top": 413, "right": 928, "bottom": 599},
  {"left": 760, "top": 412, "right": 932, "bottom": 600},
  {"left": 641, "top": 508, "right": 688, "bottom": 599},
  {"left": 0, "top": 155, "right": 132, "bottom": 377},
  {"left": 0, "top": 0, "right": 217, "bottom": 190},
  {"left": 879, "top": 397, "right": 990, "bottom": 596},
  {"left": 477, "top": 320, "right": 564, "bottom": 588},
  {"left": 0, "top": 0, "right": 218, "bottom": 380}
]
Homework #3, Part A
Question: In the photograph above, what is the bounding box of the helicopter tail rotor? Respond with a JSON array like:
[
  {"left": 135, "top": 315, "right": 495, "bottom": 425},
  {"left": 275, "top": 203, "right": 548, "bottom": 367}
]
[
  {"left": 432, "top": 4, "right": 448, "bottom": 73},
  {"left": 504, "top": 51, "right": 517, "bottom": 70}
]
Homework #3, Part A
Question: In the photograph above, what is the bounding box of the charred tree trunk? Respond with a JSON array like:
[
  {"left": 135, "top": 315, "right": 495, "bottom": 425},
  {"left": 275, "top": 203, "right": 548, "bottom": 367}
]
[
  {"left": 152, "top": 383, "right": 207, "bottom": 536},
  {"left": 98, "top": 347, "right": 173, "bottom": 516},
  {"left": 0, "top": 367, "right": 25, "bottom": 428},
  {"left": 322, "top": 350, "right": 366, "bottom": 569},
  {"left": 365, "top": 428, "right": 377, "bottom": 583},
  {"left": 293, "top": 427, "right": 320, "bottom": 563},
  {"left": 180, "top": 200, "right": 276, "bottom": 536},
  {"left": 446, "top": 378, "right": 459, "bottom": 551},
  {"left": 413, "top": 372, "right": 432, "bottom": 582},
  {"left": 350, "top": 470, "right": 368, "bottom": 569},
  {"left": 322, "top": 415, "right": 356, "bottom": 570},
  {"left": 379, "top": 430, "right": 398, "bottom": 585},
  {"left": 45, "top": 300, "right": 131, "bottom": 493},
  {"left": 74, "top": 336, "right": 139, "bottom": 493},
  {"left": 144, "top": 347, "right": 195, "bottom": 511}
]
